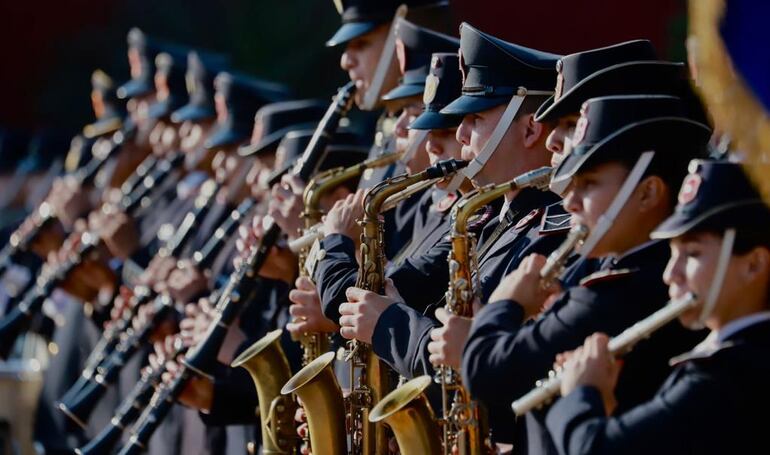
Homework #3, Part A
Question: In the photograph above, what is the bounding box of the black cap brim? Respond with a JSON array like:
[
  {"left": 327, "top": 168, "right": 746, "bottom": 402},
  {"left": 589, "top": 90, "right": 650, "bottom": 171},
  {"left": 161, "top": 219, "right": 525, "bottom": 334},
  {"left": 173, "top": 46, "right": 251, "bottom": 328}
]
[
  {"left": 117, "top": 79, "right": 152, "bottom": 100},
  {"left": 534, "top": 61, "right": 685, "bottom": 123},
  {"left": 171, "top": 104, "right": 215, "bottom": 123},
  {"left": 326, "top": 22, "right": 379, "bottom": 47},
  {"left": 238, "top": 122, "right": 319, "bottom": 157},
  {"left": 440, "top": 94, "right": 510, "bottom": 116},
  {"left": 204, "top": 126, "right": 247, "bottom": 150},
  {"left": 409, "top": 110, "right": 462, "bottom": 130},
  {"left": 551, "top": 117, "right": 712, "bottom": 192},
  {"left": 381, "top": 83, "right": 425, "bottom": 102},
  {"left": 651, "top": 201, "right": 769, "bottom": 239}
]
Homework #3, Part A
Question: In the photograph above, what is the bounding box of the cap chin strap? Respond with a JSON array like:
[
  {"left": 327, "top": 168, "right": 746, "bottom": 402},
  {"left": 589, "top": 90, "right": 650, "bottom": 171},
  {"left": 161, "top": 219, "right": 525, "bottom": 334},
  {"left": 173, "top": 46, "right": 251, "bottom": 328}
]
[
  {"left": 399, "top": 129, "right": 429, "bottom": 166},
  {"left": 693, "top": 228, "right": 736, "bottom": 329},
  {"left": 579, "top": 151, "right": 655, "bottom": 258},
  {"left": 445, "top": 89, "right": 551, "bottom": 193},
  {"left": 361, "top": 5, "right": 409, "bottom": 111}
]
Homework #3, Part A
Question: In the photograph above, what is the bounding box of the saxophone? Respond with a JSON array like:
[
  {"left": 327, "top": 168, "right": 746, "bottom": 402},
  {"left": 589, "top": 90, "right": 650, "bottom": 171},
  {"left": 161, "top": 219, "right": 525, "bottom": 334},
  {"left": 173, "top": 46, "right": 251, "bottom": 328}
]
[
  {"left": 281, "top": 159, "right": 467, "bottom": 455},
  {"left": 368, "top": 166, "right": 553, "bottom": 455},
  {"left": 347, "top": 159, "right": 468, "bottom": 455},
  {"left": 297, "top": 152, "right": 402, "bottom": 366}
]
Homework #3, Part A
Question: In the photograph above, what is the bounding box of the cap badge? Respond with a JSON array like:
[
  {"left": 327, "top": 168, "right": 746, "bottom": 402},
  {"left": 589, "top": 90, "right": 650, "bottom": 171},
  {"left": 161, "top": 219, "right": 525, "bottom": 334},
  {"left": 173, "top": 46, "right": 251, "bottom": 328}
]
[
  {"left": 678, "top": 173, "right": 702, "bottom": 205},
  {"left": 458, "top": 49, "right": 467, "bottom": 85},
  {"left": 554, "top": 60, "right": 564, "bottom": 101},
  {"left": 423, "top": 74, "right": 439, "bottom": 105}
]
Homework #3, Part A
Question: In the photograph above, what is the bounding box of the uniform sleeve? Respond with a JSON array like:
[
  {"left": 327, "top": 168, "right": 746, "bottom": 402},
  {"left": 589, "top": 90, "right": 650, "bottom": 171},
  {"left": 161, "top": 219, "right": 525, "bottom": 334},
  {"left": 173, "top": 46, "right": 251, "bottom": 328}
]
[
  {"left": 386, "top": 239, "right": 452, "bottom": 314},
  {"left": 199, "top": 361, "right": 259, "bottom": 426},
  {"left": 371, "top": 303, "right": 438, "bottom": 379},
  {"left": 461, "top": 285, "right": 632, "bottom": 442},
  {"left": 545, "top": 370, "right": 715, "bottom": 455},
  {"left": 314, "top": 234, "right": 359, "bottom": 323}
]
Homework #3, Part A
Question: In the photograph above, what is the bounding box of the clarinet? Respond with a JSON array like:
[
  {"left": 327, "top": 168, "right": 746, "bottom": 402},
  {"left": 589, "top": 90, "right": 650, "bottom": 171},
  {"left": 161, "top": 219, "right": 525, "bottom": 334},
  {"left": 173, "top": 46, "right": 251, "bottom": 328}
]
[
  {"left": 510, "top": 293, "right": 698, "bottom": 416},
  {"left": 115, "top": 82, "right": 356, "bottom": 455},
  {"left": 0, "top": 151, "right": 186, "bottom": 358},
  {"left": 57, "top": 187, "right": 253, "bottom": 429},
  {"left": 0, "top": 135, "right": 125, "bottom": 278}
]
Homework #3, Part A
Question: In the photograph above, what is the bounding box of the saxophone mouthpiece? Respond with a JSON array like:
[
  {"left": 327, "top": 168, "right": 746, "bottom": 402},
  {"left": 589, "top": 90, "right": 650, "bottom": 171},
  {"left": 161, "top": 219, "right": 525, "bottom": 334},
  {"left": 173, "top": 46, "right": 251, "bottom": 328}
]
[{"left": 426, "top": 159, "right": 470, "bottom": 179}]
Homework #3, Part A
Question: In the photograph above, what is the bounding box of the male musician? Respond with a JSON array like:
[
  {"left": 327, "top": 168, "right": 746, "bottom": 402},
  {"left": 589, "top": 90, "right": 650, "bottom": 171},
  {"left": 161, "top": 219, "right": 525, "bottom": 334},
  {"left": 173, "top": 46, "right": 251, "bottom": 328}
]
[
  {"left": 287, "top": 50, "right": 467, "bottom": 353},
  {"left": 462, "top": 95, "right": 710, "bottom": 449},
  {"left": 547, "top": 160, "right": 770, "bottom": 455},
  {"left": 337, "top": 24, "right": 563, "bottom": 385}
]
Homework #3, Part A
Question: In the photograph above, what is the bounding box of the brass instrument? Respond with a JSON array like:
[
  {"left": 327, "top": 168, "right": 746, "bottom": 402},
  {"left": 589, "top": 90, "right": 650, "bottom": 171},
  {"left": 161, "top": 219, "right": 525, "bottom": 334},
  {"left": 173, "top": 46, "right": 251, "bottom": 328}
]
[
  {"left": 369, "top": 166, "right": 553, "bottom": 455},
  {"left": 288, "top": 169, "right": 433, "bottom": 254},
  {"left": 539, "top": 224, "right": 589, "bottom": 288},
  {"left": 440, "top": 165, "right": 553, "bottom": 454},
  {"left": 281, "top": 352, "right": 347, "bottom": 455},
  {"left": 511, "top": 293, "right": 698, "bottom": 416},
  {"left": 231, "top": 330, "right": 298, "bottom": 454},
  {"left": 297, "top": 152, "right": 401, "bottom": 365},
  {"left": 369, "top": 375, "right": 442, "bottom": 455},
  {"left": 347, "top": 159, "right": 468, "bottom": 455}
]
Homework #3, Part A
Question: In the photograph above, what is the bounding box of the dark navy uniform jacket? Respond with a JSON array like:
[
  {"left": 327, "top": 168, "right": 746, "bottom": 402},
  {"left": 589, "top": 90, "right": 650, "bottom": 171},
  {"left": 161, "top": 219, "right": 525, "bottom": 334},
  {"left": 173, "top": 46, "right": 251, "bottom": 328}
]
[
  {"left": 314, "top": 189, "right": 454, "bottom": 324},
  {"left": 545, "top": 318, "right": 770, "bottom": 455},
  {"left": 370, "top": 188, "right": 563, "bottom": 381},
  {"left": 462, "top": 240, "right": 705, "bottom": 446}
]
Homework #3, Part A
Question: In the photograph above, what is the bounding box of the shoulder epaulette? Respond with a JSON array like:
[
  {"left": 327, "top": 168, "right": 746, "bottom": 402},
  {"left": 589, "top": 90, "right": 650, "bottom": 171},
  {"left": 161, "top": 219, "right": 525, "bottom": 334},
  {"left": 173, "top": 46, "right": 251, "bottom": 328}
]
[
  {"left": 579, "top": 268, "right": 637, "bottom": 287},
  {"left": 539, "top": 202, "right": 571, "bottom": 235}
]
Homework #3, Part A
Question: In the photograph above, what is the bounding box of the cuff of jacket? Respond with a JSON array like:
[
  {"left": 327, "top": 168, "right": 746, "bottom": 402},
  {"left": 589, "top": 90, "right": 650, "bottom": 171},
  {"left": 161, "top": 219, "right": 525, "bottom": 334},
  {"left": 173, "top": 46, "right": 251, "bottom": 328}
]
[
  {"left": 316, "top": 233, "right": 357, "bottom": 321},
  {"left": 545, "top": 385, "right": 606, "bottom": 453},
  {"left": 372, "top": 302, "right": 436, "bottom": 378}
]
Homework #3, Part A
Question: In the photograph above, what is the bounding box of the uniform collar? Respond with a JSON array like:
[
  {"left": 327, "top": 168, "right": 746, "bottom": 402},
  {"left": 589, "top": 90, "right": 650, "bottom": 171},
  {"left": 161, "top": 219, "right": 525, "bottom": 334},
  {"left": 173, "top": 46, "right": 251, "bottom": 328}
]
[
  {"left": 601, "top": 238, "right": 667, "bottom": 270},
  {"left": 717, "top": 311, "right": 770, "bottom": 344}
]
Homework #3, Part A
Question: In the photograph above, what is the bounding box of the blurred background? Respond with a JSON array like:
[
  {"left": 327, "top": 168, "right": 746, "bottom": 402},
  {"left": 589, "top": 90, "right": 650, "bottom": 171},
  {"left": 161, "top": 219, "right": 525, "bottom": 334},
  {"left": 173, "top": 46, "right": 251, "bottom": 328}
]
[{"left": 0, "top": 0, "right": 687, "bottom": 189}]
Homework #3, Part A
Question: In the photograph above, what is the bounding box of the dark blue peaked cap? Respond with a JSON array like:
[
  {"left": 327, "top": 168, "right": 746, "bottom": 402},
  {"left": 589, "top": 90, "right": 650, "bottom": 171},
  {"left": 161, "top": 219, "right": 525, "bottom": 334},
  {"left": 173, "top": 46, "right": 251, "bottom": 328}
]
[
  {"left": 381, "top": 18, "right": 459, "bottom": 102},
  {"left": 441, "top": 23, "right": 561, "bottom": 115},
  {"left": 652, "top": 160, "right": 770, "bottom": 239},
  {"left": 117, "top": 28, "right": 190, "bottom": 100},
  {"left": 551, "top": 95, "right": 712, "bottom": 190},
  {"left": 147, "top": 51, "right": 190, "bottom": 121},
  {"left": 535, "top": 39, "right": 688, "bottom": 122},
  {"left": 238, "top": 99, "right": 328, "bottom": 157},
  {"left": 410, "top": 52, "right": 463, "bottom": 130},
  {"left": 326, "top": 0, "right": 449, "bottom": 47},
  {"left": 171, "top": 50, "right": 230, "bottom": 123},
  {"left": 204, "top": 72, "right": 292, "bottom": 150}
]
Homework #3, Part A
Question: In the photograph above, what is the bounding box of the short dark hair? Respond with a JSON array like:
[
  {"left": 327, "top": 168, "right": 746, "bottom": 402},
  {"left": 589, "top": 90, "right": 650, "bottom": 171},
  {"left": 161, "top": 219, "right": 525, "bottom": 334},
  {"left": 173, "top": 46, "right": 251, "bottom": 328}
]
[{"left": 514, "top": 94, "right": 551, "bottom": 122}]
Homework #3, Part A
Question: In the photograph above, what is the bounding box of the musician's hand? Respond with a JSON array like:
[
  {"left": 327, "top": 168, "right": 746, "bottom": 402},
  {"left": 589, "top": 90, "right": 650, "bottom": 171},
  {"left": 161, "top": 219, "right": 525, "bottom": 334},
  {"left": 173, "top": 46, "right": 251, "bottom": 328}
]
[
  {"left": 92, "top": 205, "right": 140, "bottom": 260},
  {"left": 233, "top": 215, "right": 260, "bottom": 270},
  {"left": 322, "top": 189, "right": 365, "bottom": 240},
  {"left": 138, "top": 255, "right": 178, "bottom": 287},
  {"left": 134, "top": 300, "right": 177, "bottom": 343},
  {"left": 107, "top": 286, "right": 134, "bottom": 324},
  {"left": 178, "top": 297, "right": 214, "bottom": 347},
  {"left": 559, "top": 333, "right": 621, "bottom": 415},
  {"left": 19, "top": 214, "right": 66, "bottom": 259},
  {"left": 162, "top": 352, "right": 214, "bottom": 412},
  {"left": 51, "top": 232, "right": 116, "bottom": 302},
  {"left": 488, "top": 254, "right": 560, "bottom": 319},
  {"left": 269, "top": 175, "right": 305, "bottom": 241},
  {"left": 166, "top": 260, "right": 209, "bottom": 303},
  {"left": 427, "top": 307, "right": 472, "bottom": 370},
  {"left": 338, "top": 279, "right": 400, "bottom": 344},
  {"left": 48, "top": 175, "right": 92, "bottom": 229},
  {"left": 287, "top": 276, "right": 339, "bottom": 337}
]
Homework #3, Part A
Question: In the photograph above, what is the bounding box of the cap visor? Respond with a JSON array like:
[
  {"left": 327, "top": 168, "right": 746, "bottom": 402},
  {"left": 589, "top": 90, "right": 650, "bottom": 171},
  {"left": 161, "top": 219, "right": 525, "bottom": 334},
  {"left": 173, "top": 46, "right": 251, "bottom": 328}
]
[
  {"left": 117, "top": 79, "right": 152, "bottom": 100},
  {"left": 205, "top": 127, "right": 247, "bottom": 150},
  {"left": 147, "top": 101, "right": 171, "bottom": 120},
  {"left": 171, "top": 104, "right": 215, "bottom": 123},
  {"left": 409, "top": 111, "right": 462, "bottom": 130},
  {"left": 381, "top": 84, "right": 425, "bottom": 102},
  {"left": 238, "top": 123, "right": 319, "bottom": 157},
  {"left": 326, "top": 22, "right": 378, "bottom": 47},
  {"left": 440, "top": 95, "right": 510, "bottom": 116}
]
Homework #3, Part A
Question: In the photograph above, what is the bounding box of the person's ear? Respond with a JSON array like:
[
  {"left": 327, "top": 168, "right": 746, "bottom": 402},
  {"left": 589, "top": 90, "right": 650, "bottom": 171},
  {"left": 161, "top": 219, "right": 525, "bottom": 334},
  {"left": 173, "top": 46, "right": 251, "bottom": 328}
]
[
  {"left": 637, "top": 175, "right": 667, "bottom": 212},
  {"left": 522, "top": 114, "right": 544, "bottom": 148},
  {"left": 744, "top": 246, "right": 770, "bottom": 284}
]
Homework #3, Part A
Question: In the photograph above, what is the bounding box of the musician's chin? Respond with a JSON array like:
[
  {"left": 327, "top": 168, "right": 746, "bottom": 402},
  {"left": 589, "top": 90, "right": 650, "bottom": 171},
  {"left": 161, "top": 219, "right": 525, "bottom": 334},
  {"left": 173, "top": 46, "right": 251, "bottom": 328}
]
[{"left": 678, "top": 305, "right": 704, "bottom": 331}]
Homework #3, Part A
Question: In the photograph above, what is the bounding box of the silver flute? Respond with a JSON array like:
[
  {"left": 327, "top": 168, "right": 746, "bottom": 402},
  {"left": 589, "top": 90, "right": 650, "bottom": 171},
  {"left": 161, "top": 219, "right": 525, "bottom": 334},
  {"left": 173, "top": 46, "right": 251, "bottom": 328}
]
[{"left": 511, "top": 292, "right": 698, "bottom": 416}]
